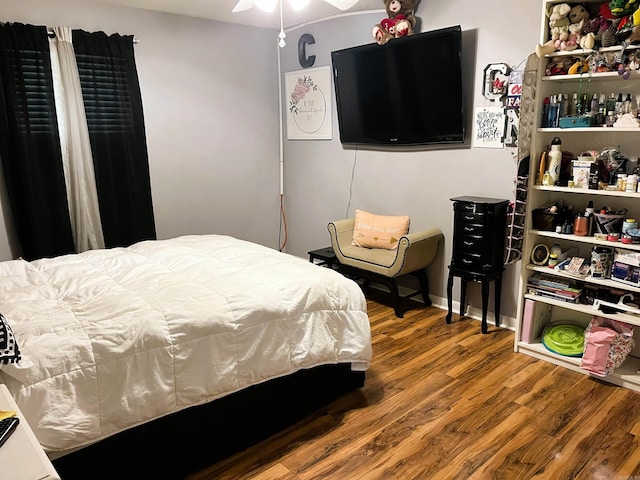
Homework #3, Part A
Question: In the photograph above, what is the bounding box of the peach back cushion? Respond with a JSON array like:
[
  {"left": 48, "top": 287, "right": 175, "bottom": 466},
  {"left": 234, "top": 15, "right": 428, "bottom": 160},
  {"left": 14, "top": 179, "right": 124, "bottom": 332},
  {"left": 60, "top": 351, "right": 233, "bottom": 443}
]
[{"left": 352, "top": 210, "right": 410, "bottom": 250}]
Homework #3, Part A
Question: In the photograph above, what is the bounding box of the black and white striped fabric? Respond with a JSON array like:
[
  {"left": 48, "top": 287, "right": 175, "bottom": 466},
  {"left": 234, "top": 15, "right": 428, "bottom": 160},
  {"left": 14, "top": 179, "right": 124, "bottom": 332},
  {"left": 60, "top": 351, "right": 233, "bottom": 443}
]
[{"left": 0, "top": 313, "right": 20, "bottom": 365}]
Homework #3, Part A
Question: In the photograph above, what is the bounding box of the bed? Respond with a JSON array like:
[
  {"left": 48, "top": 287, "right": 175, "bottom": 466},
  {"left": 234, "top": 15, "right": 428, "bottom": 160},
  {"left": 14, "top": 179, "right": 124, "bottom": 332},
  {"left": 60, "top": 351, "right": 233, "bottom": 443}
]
[{"left": 0, "top": 234, "right": 371, "bottom": 478}]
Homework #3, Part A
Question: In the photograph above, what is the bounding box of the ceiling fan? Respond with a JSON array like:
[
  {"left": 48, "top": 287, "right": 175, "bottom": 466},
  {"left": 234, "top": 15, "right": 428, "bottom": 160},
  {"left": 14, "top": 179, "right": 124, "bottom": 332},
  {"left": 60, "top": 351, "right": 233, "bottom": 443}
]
[{"left": 232, "top": 0, "right": 360, "bottom": 13}]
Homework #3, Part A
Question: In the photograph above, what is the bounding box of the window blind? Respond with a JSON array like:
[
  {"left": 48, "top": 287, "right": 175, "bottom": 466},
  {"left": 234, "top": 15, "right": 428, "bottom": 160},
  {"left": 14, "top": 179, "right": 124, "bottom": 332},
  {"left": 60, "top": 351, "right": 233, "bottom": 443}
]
[{"left": 75, "top": 52, "right": 134, "bottom": 133}]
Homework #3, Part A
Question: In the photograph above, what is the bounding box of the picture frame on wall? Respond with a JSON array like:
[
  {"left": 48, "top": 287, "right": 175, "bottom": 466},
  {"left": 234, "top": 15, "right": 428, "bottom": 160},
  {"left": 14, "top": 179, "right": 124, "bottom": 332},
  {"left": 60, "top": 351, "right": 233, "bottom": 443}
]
[
  {"left": 472, "top": 106, "right": 505, "bottom": 149},
  {"left": 285, "top": 66, "right": 332, "bottom": 140}
]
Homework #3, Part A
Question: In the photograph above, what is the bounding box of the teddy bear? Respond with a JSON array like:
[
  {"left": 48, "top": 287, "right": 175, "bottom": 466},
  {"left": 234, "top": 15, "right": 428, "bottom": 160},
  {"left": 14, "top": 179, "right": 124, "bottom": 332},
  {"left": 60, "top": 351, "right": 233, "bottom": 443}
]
[
  {"left": 372, "top": 0, "right": 421, "bottom": 46},
  {"left": 535, "top": 2, "right": 572, "bottom": 57}
]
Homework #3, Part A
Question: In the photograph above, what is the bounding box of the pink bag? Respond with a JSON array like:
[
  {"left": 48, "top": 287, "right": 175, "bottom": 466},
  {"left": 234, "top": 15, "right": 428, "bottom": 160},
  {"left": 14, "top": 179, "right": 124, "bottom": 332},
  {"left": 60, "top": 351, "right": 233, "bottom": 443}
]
[{"left": 580, "top": 316, "right": 635, "bottom": 377}]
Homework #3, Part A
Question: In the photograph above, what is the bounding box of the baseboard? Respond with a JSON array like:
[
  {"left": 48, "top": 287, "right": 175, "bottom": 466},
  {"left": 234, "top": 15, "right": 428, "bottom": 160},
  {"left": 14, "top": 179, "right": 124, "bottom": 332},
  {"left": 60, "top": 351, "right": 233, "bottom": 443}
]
[
  {"left": 359, "top": 281, "right": 517, "bottom": 332},
  {"left": 429, "top": 294, "right": 517, "bottom": 332}
]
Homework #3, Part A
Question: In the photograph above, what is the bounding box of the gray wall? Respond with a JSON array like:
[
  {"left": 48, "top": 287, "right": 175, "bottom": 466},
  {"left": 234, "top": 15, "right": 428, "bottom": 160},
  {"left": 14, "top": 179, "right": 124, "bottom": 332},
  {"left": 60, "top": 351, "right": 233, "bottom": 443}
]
[
  {"left": 0, "top": 0, "right": 543, "bottom": 323},
  {"left": 0, "top": 0, "right": 282, "bottom": 255},
  {"left": 279, "top": 1, "right": 540, "bottom": 322}
]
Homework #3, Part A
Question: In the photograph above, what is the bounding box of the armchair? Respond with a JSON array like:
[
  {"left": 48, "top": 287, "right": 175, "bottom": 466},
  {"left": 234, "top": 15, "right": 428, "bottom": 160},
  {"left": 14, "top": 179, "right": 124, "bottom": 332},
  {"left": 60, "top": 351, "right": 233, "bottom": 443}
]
[{"left": 328, "top": 218, "right": 444, "bottom": 318}]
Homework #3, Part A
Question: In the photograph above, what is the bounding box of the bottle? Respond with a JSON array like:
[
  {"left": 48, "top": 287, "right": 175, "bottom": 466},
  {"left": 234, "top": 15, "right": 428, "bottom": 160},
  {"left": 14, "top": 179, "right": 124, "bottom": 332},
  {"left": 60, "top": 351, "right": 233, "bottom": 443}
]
[
  {"left": 623, "top": 218, "right": 638, "bottom": 235},
  {"left": 616, "top": 93, "right": 624, "bottom": 118},
  {"left": 548, "top": 137, "right": 562, "bottom": 185},
  {"left": 607, "top": 92, "right": 616, "bottom": 113},
  {"left": 590, "top": 93, "right": 598, "bottom": 114},
  {"left": 585, "top": 201, "right": 594, "bottom": 236},
  {"left": 538, "top": 151, "right": 548, "bottom": 185},
  {"left": 618, "top": 173, "right": 627, "bottom": 191},
  {"left": 627, "top": 174, "right": 638, "bottom": 192},
  {"left": 574, "top": 213, "right": 589, "bottom": 236},
  {"left": 560, "top": 93, "right": 569, "bottom": 118},
  {"left": 624, "top": 93, "right": 633, "bottom": 114},
  {"left": 605, "top": 110, "right": 616, "bottom": 127},
  {"left": 581, "top": 94, "right": 589, "bottom": 116},
  {"left": 570, "top": 92, "right": 579, "bottom": 116},
  {"left": 596, "top": 93, "right": 606, "bottom": 125},
  {"left": 548, "top": 95, "right": 559, "bottom": 128},
  {"left": 542, "top": 97, "right": 550, "bottom": 128}
]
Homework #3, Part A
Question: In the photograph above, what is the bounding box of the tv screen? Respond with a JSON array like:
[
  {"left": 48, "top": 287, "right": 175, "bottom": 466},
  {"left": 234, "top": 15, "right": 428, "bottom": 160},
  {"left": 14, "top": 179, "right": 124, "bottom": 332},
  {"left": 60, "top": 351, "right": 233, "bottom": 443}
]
[{"left": 331, "top": 25, "right": 464, "bottom": 146}]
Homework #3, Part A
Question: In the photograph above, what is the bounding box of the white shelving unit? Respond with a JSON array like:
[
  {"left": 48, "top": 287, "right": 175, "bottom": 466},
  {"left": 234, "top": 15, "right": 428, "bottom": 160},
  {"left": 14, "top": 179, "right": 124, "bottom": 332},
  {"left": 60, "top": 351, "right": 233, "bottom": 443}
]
[{"left": 515, "top": 0, "right": 640, "bottom": 392}]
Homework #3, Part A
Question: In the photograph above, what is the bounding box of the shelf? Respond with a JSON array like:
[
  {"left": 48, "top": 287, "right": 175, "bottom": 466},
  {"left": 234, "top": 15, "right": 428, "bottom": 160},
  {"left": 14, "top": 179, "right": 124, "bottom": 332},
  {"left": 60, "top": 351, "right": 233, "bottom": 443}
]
[
  {"left": 526, "top": 264, "right": 640, "bottom": 294},
  {"left": 543, "top": 45, "right": 640, "bottom": 60},
  {"left": 530, "top": 185, "right": 640, "bottom": 198},
  {"left": 538, "top": 127, "right": 640, "bottom": 133},
  {"left": 521, "top": 0, "right": 640, "bottom": 393},
  {"left": 529, "top": 229, "right": 640, "bottom": 251},
  {"left": 516, "top": 341, "right": 640, "bottom": 393},
  {"left": 542, "top": 71, "right": 640, "bottom": 82},
  {"left": 523, "top": 293, "right": 640, "bottom": 327}
]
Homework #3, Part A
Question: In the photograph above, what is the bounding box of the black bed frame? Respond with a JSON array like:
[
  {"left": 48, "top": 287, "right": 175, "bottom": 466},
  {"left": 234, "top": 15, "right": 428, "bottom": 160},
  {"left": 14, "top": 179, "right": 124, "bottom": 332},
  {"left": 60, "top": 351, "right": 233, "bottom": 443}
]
[{"left": 53, "top": 363, "right": 365, "bottom": 479}]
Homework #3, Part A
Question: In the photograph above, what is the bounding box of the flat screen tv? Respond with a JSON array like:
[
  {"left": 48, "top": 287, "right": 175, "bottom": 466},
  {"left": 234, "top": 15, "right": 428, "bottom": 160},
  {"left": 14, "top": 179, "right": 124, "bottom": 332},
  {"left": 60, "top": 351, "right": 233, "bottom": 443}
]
[{"left": 331, "top": 25, "right": 464, "bottom": 146}]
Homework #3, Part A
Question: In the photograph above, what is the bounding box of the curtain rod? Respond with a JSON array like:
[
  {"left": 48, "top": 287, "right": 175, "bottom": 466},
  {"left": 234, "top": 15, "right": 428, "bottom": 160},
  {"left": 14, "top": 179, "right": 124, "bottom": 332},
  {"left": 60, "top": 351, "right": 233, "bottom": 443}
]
[{"left": 46, "top": 28, "right": 139, "bottom": 44}]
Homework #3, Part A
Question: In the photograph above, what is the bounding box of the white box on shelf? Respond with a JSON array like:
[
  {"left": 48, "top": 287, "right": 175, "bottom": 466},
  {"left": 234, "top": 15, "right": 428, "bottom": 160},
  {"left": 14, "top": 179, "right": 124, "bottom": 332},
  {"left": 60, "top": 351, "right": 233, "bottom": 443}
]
[{"left": 572, "top": 159, "right": 594, "bottom": 189}]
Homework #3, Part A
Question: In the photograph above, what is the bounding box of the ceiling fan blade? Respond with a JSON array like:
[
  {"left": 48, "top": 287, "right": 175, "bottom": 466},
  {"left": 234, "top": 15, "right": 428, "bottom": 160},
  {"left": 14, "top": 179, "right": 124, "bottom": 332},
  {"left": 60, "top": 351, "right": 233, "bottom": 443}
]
[
  {"left": 232, "top": 0, "right": 256, "bottom": 13},
  {"left": 323, "top": 0, "right": 360, "bottom": 10}
]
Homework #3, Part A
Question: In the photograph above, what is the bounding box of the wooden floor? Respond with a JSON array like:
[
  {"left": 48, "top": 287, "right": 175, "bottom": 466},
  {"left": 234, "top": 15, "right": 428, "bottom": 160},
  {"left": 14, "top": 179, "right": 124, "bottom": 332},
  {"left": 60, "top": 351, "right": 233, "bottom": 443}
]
[{"left": 187, "top": 299, "right": 640, "bottom": 480}]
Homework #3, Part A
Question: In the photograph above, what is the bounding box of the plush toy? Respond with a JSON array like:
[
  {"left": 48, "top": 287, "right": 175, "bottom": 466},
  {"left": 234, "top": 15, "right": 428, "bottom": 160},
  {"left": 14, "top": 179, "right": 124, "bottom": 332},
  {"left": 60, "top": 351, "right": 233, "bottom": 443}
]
[
  {"left": 545, "top": 56, "right": 574, "bottom": 75},
  {"left": 372, "top": 0, "right": 421, "bottom": 45},
  {"left": 567, "top": 4, "right": 597, "bottom": 49},
  {"left": 608, "top": 0, "right": 640, "bottom": 42},
  {"left": 584, "top": 3, "right": 616, "bottom": 48},
  {"left": 535, "top": 3, "right": 572, "bottom": 56},
  {"left": 609, "top": 0, "right": 640, "bottom": 17}
]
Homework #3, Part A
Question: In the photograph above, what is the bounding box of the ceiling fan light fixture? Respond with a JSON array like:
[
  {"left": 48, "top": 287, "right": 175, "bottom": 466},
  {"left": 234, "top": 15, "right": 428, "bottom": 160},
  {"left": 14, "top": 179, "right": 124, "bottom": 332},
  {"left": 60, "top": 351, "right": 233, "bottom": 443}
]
[
  {"left": 323, "top": 0, "right": 360, "bottom": 10},
  {"left": 255, "top": 0, "right": 277, "bottom": 12},
  {"left": 288, "top": 0, "right": 311, "bottom": 10}
]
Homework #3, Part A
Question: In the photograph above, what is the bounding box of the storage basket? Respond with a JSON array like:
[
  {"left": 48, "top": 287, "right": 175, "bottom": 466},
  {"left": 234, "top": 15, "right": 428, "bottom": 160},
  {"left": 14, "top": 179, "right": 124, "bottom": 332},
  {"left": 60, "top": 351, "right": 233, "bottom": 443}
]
[{"left": 593, "top": 213, "right": 625, "bottom": 234}]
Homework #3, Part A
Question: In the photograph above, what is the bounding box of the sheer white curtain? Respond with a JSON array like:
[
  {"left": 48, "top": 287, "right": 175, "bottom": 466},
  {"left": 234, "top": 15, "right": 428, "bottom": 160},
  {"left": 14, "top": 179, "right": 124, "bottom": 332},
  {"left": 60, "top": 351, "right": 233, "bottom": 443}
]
[{"left": 49, "top": 26, "right": 105, "bottom": 252}]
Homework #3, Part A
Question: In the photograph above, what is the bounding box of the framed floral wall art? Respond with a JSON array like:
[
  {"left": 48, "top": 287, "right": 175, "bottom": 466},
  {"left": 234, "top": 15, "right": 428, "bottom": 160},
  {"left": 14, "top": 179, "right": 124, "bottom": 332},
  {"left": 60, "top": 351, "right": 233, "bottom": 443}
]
[{"left": 285, "top": 66, "right": 332, "bottom": 140}]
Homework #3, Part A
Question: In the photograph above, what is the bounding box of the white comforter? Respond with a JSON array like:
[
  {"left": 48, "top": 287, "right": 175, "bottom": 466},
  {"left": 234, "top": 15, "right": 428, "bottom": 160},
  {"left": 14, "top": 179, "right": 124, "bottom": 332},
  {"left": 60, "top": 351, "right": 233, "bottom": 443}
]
[{"left": 0, "top": 235, "right": 371, "bottom": 453}]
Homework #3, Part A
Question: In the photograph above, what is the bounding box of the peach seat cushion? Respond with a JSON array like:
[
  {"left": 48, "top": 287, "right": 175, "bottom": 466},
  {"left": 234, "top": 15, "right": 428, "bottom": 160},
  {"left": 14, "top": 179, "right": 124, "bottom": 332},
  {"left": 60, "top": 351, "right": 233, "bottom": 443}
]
[{"left": 351, "top": 210, "right": 410, "bottom": 250}]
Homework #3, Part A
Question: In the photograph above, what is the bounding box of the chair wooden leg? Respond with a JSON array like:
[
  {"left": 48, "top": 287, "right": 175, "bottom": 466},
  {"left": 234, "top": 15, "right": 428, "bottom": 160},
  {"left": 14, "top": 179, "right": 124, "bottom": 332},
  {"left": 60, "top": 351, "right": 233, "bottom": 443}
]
[
  {"left": 387, "top": 278, "right": 404, "bottom": 318},
  {"left": 413, "top": 269, "right": 431, "bottom": 306}
]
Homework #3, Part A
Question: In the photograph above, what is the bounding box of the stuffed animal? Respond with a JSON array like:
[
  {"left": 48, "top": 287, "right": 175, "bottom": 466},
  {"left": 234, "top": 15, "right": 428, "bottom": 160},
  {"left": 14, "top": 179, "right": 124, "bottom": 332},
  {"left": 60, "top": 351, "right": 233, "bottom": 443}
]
[
  {"left": 608, "top": 0, "right": 640, "bottom": 42},
  {"left": 568, "top": 4, "right": 597, "bottom": 49},
  {"left": 372, "top": 0, "right": 421, "bottom": 45},
  {"left": 536, "top": 3, "right": 572, "bottom": 56},
  {"left": 609, "top": 0, "right": 640, "bottom": 17},
  {"left": 584, "top": 3, "right": 616, "bottom": 48}
]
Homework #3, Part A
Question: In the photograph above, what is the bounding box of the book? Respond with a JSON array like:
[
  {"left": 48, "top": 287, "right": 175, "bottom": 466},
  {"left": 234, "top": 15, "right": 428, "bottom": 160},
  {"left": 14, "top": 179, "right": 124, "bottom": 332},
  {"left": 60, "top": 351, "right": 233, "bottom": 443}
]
[{"left": 0, "top": 410, "right": 16, "bottom": 421}]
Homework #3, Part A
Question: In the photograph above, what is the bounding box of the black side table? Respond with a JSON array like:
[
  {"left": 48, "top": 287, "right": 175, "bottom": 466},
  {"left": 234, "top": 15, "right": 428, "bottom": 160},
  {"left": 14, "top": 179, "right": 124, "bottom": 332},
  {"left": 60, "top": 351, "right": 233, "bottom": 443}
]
[
  {"left": 446, "top": 196, "right": 508, "bottom": 334},
  {"left": 308, "top": 247, "right": 338, "bottom": 268}
]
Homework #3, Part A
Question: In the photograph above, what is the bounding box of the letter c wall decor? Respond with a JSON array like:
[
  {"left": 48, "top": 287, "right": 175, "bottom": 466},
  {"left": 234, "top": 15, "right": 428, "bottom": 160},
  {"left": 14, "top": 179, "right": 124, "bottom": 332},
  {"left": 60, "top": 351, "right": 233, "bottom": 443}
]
[{"left": 298, "top": 33, "right": 316, "bottom": 68}]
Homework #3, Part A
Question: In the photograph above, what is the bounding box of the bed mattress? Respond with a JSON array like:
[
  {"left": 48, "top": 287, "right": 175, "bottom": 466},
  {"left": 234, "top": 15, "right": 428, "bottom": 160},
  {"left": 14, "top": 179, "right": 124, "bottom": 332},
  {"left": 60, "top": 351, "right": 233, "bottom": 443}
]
[{"left": 0, "top": 235, "right": 371, "bottom": 453}]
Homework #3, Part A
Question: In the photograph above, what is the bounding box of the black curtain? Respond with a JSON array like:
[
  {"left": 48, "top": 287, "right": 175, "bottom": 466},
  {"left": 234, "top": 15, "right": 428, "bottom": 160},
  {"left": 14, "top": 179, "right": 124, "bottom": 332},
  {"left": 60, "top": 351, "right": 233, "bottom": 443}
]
[
  {"left": 72, "top": 30, "right": 155, "bottom": 249},
  {"left": 0, "top": 23, "right": 75, "bottom": 260}
]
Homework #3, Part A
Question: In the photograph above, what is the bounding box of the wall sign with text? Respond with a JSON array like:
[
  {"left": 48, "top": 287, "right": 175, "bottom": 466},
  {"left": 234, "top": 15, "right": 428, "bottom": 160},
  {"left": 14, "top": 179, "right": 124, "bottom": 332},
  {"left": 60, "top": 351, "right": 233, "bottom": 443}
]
[{"left": 285, "top": 66, "right": 332, "bottom": 140}]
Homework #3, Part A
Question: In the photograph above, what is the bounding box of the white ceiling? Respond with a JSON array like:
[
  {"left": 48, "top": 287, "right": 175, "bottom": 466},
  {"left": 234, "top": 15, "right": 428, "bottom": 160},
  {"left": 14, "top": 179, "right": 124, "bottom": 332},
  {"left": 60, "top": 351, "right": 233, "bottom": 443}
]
[{"left": 90, "top": 0, "right": 384, "bottom": 29}]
